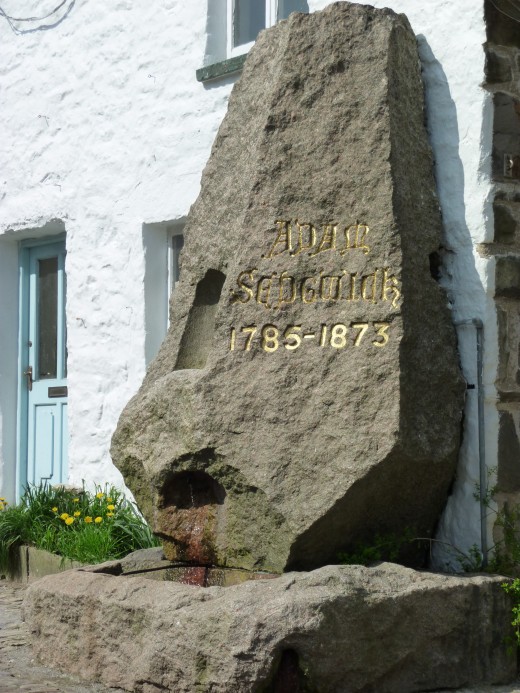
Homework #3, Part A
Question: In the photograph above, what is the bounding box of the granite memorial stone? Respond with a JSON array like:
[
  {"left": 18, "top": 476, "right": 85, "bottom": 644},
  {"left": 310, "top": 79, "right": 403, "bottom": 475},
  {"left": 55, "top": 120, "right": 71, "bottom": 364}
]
[{"left": 111, "top": 2, "right": 465, "bottom": 572}]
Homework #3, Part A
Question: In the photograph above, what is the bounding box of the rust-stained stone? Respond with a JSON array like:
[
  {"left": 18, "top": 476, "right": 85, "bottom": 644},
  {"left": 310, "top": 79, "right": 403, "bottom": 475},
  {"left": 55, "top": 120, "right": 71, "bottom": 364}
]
[{"left": 111, "top": 2, "right": 464, "bottom": 573}]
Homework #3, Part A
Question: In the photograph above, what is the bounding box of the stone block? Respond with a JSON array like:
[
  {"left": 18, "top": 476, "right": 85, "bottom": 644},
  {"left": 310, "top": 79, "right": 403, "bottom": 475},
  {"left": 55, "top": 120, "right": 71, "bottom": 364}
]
[
  {"left": 494, "top": 199, "right": 520, "bottom": 245},
  {"left": 497, "top": 303, "right": 520, "bottom": 396},
  {"left": 3, "top": 546, "right": 83, "bottom": 583},
  {"left": 112, "top": 2, "right": 464, "bottom": 573},
  {"left": 498, "top": 410, "right": 520, "bottom": 493},
  {"left": 496, "top": 256, "right": 520, "bottom": 300},
  {"left": 26, "top": 547, "right": 83, "bottom": 583},
  {"left": 485, "top": 48, "right": 513, "bottom": 84},
  {"left": 24, "top": 563, "right": 517, "bottom": 693},
  {"left": 486, "top": 2, "right": 520, "bottom": 48}
]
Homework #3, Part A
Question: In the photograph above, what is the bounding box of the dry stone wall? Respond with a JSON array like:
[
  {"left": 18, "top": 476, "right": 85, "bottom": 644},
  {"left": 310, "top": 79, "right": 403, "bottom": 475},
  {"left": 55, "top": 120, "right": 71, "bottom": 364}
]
[{"left": 482, "top": 0, "right": 520, "bottom": 531}]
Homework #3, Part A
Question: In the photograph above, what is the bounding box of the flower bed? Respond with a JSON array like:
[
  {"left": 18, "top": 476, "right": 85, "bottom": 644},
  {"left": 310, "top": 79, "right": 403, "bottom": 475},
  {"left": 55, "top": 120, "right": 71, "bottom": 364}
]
[{"left": 0, "top": 483, "right": 160, "bottom": 576}]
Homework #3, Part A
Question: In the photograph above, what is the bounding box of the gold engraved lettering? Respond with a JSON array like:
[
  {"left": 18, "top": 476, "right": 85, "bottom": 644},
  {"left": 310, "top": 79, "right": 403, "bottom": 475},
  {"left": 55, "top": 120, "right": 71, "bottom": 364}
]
[
  {"left": 340, "top": 224, "right": 370, "bottom": 255},
  {"left": 319, "top": 324, "right": 327, "bottom": 347},
  {"left": 228, "top": 321, "right": 390, "bottom": 353},
  {"left": 301, "top": 276, "right": 317, "bottom": 304},
  {"left": 381, "top": 268, "right": 401, "bottom": 309},
  {"left": 256, "top": 274, "right": 276, "bottom": 308},
  {"left": 361, "top": 270, "right": 378, "bottom": 304},
  {"left": 351, "top": 322, "right": 369, "bottom": 346},
  {"left": 265, "top": 220, "right": 292, "bottom": 259},
  {"left": 290, "top": 221, "right": 316, "bottom": 257},
  {"left": 266, "top": 219, "right": 371, "bottom": 259},
  {"left": 356, "top": 224, "right": 370, "bottom": 255},
  {"left": 261, "top": 325, "right": 279, "bottom": 352},
  {"left": 241, "top": 325, "right": 257, "bottom": 351},
  {"left": 277, "top": 271, "right": 297, "bottom": 307},
  {"left": 284, "top": 325, "right": 302, "bottom": 351},
  {"left": 319, "top": 273, "right": 343, "bottom": 302},
  {"left": 230, "top": 269, "right": 257, "bottom": 304},
  {"left": 309, "top": 223, "right": 337, "bottom": 257},
  {"left": 347, "top": 272, "right": 360, "bottom": 302},
  {"left": 372, "top": 323, "right": 390, "bottom": 347},
  {"left": 330, "top": 324, "right": 348, "bottom": 349}
]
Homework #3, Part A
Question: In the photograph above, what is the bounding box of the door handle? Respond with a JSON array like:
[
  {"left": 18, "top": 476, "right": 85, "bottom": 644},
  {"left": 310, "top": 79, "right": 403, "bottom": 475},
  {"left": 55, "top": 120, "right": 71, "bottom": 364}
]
[{"left": 24, "top": 366, "right": 33, "bottom": 392}]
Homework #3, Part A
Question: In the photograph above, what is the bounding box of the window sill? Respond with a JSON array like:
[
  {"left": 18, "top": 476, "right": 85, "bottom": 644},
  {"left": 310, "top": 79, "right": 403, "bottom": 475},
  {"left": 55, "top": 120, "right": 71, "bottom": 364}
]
[{"left": 196, "top": 54, "right": 247, "bottom": 83}]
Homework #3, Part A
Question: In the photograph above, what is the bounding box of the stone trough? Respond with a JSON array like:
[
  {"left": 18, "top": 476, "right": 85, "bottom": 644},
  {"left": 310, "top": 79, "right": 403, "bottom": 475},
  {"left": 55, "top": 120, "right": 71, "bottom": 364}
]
[{"left": 24, "top": 551, "right": 516, "bottom": 692}]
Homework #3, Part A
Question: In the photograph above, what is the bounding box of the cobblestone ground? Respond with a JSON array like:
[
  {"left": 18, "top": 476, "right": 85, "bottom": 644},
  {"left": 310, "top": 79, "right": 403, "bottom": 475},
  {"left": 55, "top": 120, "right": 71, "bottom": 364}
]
[
  {"left": 0, "top": 580, "right": 122, "bottom": 693},
  {"left": 1, "top": 579, "right": 520, "bottom": 693}
]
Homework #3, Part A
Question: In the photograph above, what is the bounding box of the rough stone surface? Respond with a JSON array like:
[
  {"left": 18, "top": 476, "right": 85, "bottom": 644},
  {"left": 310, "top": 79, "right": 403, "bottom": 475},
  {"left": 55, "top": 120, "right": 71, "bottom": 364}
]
[
  {"left": 111, "top": 2, "right": 465, "bottom": 572},
  {"left": 0, "top": 582, "right": 120, "bottom": 693},
  {"left": 24, "top": 563, "right": 516, "bottom": 693}
]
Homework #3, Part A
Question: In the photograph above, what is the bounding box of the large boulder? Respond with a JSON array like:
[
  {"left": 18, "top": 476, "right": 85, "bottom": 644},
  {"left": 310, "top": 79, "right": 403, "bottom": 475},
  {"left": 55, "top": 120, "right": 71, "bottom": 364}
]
[
  {"left": 111, "top": 2, "right": 465, "bottom": 572},
  {"left": 24, "top": 563, "right": 516, "bottom": 692}
]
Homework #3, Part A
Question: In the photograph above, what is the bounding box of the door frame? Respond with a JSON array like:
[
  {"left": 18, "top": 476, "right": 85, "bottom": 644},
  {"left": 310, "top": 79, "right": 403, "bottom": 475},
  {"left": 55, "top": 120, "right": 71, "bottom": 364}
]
[{"left": 16, "top": 234, "right": 66, "bottom": 501}]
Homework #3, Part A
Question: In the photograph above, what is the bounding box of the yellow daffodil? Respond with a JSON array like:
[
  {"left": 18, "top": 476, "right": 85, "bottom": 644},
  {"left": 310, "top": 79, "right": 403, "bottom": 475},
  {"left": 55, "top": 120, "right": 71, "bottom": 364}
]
[
  {"left": 84, "top": 516, "right": 93, "bottom": 523},
  {"left": 94, "top": 516, "right": 103, "bottom": 524},
  {"left": 107, "top": 497, "right": 113, "bottom": 503},
  {"left": 60, "top": 513, "right": 69, "bottom": 520},
  {"left": 52, "top": 507, "right": 58, "bottom": 513},
  {"left": 0, "top": 497, "right": 5, "bottom": 501},
  {"left": 73, "top": 498, "right": 80, "bottom": 503},
  {"left": 65, "top": 517, "right": 74, "bottom": 525},
  {"left": 74, "top": 511, "right": 81, "bottom": 517},
  {"left": 106, "top": 512, "right": 114, "bottom": 518},
  {"left": 96, "top": 492, "right": 104, "bottom": 499},
  {"left": 107, "top": 504, "right": 115, "bottom": 511}
]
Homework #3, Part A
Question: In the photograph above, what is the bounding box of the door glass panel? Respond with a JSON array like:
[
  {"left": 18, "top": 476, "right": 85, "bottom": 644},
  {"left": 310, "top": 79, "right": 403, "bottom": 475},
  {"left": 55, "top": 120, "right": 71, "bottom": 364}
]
[
  {"left": 38, "top": 257, "right": 58, "bottom": 379},
  {"left": 234, "top": 0, "right": 265, "bottom": 47}
]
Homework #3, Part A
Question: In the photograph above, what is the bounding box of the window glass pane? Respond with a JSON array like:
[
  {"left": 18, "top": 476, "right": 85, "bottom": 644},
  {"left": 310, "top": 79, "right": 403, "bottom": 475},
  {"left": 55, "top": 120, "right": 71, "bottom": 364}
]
[
  {"left": 278, "top": 0, "right": 308, "bottom": 21},
  {"left": 234, "top": 0, "right": 265, "bottom": 47},
  {"left": 170, "top": 234, "right": 184, "bottom": 290},
  {"left": 38, "top": 257, "right": 58, "bottom": 379}
]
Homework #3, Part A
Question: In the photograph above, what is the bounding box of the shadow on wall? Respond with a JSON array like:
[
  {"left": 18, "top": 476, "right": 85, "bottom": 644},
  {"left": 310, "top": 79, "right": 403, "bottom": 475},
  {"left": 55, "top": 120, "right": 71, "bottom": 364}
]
[{"left": 417, "top": 36, "right": 490, "bottom": 568}]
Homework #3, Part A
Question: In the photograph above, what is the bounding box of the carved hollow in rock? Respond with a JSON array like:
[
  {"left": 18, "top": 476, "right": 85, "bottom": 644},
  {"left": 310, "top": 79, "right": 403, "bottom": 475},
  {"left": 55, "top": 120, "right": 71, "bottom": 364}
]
[
  {"left": 156, "top": 470, "right": 226, "bottom": 564},
  {"left": 174, "top": 269, "right": 226, "bottom": 370},
  {"left": 270, "top": 649, "right": 307, "bottom": 693}
]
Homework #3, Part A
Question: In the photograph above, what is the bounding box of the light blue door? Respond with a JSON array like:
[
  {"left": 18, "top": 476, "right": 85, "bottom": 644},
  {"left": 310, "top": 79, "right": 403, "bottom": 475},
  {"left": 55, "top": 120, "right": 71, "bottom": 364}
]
[{"left": 19, "top": 241, "right": 67, "bottom": 493}]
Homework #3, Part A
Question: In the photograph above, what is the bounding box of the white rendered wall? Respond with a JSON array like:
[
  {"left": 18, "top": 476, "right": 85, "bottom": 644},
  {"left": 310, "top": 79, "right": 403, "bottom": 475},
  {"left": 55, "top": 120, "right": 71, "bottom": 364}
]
[
  {"left": 0, "top": 0, "right": 234, "bottom": 499},
  {"left": 0, "top": 0, "right": 495, "bottom": 565}
]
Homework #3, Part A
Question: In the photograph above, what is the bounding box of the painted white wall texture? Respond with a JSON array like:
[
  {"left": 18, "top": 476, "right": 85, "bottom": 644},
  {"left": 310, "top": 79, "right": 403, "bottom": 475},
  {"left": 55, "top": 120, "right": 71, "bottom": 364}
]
[{"left": 0, "top": 0, "right": 495, "bottom": 567}]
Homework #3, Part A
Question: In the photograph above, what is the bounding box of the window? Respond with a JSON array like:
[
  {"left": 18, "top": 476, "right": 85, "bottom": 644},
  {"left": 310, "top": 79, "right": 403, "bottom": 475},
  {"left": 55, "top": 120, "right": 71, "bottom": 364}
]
[
  {"left": 167, "top": 228, "right": 184, "bottom": 327},
  {"left": 143, "top": 221, "right": 184, "bottom": 365},
  {"left": 227, "top": 0, "right": 308, "bottom": 57}
]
